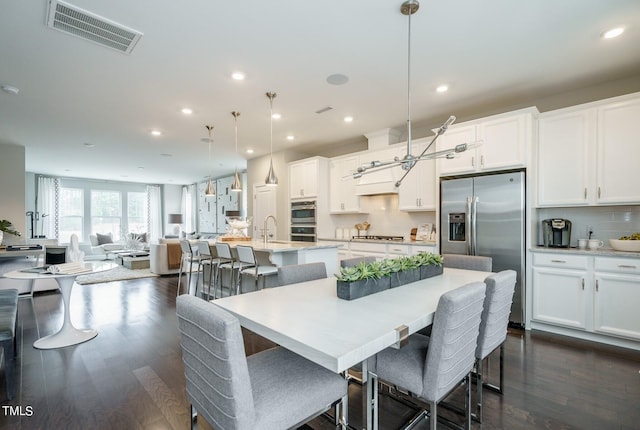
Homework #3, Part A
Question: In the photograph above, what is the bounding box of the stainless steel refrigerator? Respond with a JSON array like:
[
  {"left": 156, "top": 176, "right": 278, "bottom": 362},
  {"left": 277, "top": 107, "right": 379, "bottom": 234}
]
[{"left": 440, "top": 170, "right": 525, "bottom": 327}]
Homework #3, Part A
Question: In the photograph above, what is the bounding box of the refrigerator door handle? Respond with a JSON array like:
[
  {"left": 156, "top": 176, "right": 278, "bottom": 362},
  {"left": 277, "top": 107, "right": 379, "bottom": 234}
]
[
  {"left": 471, "top": 196, "right": 478, "bottom": 255},
  {"left": 466, "top": 196, "right": 473, "bottom": 255}
]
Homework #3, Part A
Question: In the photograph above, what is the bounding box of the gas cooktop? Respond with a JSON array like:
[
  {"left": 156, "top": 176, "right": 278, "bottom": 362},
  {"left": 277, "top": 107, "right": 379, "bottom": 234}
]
[{"left": 352, "top": 235, "right": 404, "bottom": 241}]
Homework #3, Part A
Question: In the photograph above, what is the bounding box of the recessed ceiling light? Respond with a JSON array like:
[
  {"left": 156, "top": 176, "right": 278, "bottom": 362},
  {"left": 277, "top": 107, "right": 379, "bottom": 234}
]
[
  {"left": 151, "top": 130, "right": 162, "bottom": 136},
  {"left": 231, "top": 71, "right": 246, "bottom": 80},
  {"left": 181, "top": 108, "right": 193, "bottom": 115},
  {"left": 1, "top": 85, "right": 19, "bottom": 95},
  {"left": 286, "top": 135, "right": 295, "bottom": 140},
  {"left": 436, "top": 84, "right": 449, "bottom": 93},
  {"left": 272, "top": 113, "right": 282, "bottom": 120},
  {"left": 326, "top": 74, "right": 349, "bottom": 85},
  {"left": 603, "top": 27, "right": 624, "bottom": 39},
  {"left": 344, "top": 116, "right": 354, "bottom": 123},
  {"left": 246, "top": 149, "right": 254, "bottom": 154}
]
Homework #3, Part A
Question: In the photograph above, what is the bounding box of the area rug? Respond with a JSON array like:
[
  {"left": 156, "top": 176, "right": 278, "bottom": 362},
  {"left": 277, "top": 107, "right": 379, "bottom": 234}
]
[{"left": 75, "top": 266, "right": 159, "bottom": 285}]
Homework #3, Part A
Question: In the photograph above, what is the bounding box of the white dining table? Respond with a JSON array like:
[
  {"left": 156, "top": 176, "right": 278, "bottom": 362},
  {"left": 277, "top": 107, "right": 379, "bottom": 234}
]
[
  {"left": 212, "top": 267, "right": 492, "bottom": 430},
  {"left": 3, "top": 261, "right": 117, "bottom": 349}
]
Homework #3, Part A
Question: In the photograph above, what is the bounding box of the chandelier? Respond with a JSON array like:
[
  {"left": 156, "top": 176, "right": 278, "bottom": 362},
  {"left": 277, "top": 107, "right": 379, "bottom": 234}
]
[{"left": 350, "top": 0, "right": 479, "bottom": 186}]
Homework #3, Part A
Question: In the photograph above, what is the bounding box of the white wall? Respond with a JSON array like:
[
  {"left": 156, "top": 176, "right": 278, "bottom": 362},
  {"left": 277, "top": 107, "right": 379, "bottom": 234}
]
[{"left": 0, "top": 143, "right": 26, "bottom": 244}]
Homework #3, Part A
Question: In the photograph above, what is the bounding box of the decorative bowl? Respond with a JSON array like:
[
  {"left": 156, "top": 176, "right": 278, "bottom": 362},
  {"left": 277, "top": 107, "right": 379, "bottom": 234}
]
[{"left": 609, "top": 239, "right": 640, "bottom": 252}]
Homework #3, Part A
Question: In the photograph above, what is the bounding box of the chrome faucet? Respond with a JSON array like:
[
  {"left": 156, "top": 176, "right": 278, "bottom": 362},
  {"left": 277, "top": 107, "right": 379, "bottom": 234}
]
[{"left": 263, "top": 215, "right": 277, "bottom": 245}]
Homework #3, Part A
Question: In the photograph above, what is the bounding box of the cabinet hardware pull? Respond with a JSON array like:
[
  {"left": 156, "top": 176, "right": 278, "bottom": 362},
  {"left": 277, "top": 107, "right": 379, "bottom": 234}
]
[
  {"left": 581, "top": 278, "right": 584, "bottom": 290},
  {"left": 618, "top": 264, "right": 637, "bottom": 269},
  {"left": 584, "top": 188, "right": 587, "bottom": 199},
  {"left": 480, "top": 155, "right": 484, "bottom": 167},
  {"left": 597, "top": 187, "right": 601, "bottom": 199},
  {"left": 471, "top": 156, "right": 475, "bottom": 167},
  {"left": 551, "top": 260, "right": 566, "bottom": 263},
  {"left": 595, "top": 279, "right": 599, "bottom": 292}
]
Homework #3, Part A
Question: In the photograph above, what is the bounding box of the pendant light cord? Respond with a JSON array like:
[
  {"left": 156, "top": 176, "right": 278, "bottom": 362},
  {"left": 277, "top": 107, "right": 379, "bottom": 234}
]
[{"left": 406, "top": 5, "right": 412, "bottom": 157}]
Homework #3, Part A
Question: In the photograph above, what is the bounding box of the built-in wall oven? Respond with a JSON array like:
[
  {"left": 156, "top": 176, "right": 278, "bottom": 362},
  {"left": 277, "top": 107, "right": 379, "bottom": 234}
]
[{"left": 290, "top": 201, "right": 317, "bottom": 242}]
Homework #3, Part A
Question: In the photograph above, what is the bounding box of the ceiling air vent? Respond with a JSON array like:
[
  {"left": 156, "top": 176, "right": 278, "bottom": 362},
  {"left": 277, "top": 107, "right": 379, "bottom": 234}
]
[
  {"left": 315, "top": 106, "right": 334, "bottom": 114},
  {"left": 47, "top": 0, "right": 143, "bottom": 54}
]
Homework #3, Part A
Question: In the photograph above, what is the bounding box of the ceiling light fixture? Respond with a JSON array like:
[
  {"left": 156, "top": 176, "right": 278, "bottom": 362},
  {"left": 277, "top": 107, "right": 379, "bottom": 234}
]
[
  {"left": 603, "top": 27, "right": 624, "bottom": 39},
  {"left": 350, "top": 0, "right": 479, "bottom": 186},
  {"left": 246, "top": 149, "right": 254, "bottom": 154},
  {"left": 286, "top": 135, "right": 295, "bottom": 141},
  {"left": 231, "top": 71, "right": 246, "bottom": 80},
  {"left": 151, "top": 130, "right": 162, "bottom": 136},
  {"left": 181, "top": 108, "right": 193, "bottom": 115},
  {"left": 344, "top": 116, "right": 354, "bottom": 123},
  {"left": 1, "top": 85, "right": 19, "bottom": 95},
  {"left": 230, "top": 111, "right": 242, "bottom": 192},
  {"left": 436, "top": 84, "right": 449, "bottom": 93},
  {"left": 204, "top": 125, "right": 216, "bottom": 197},
  {"left": 265, "top": 91, "right": 278, "bottom": 187}
]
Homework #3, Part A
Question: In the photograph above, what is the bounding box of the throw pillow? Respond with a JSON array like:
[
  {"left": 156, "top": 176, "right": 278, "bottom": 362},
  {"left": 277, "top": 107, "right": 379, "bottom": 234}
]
[
  {"left": 137, "top": 232, "right": 147, "bottom": 243},
  {"left": 96, "top": 232, "right": 113, "bottom": 245}
]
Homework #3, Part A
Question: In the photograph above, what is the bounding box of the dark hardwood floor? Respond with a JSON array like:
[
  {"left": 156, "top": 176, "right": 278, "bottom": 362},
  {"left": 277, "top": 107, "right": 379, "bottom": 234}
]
[{"left": 1, "top": 275, "right": 639, "bottom": 429}]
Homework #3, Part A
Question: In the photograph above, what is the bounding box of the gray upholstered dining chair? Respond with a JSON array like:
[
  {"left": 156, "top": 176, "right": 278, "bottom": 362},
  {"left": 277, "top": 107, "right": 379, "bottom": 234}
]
[
  {"left": 176, "top": 295, "right": 348, "bottom": 430},
  {"left": 236, "top": 245, "right": 278, "bottom": 293},
  {"left": 442, "top": 254, "right": 492, "bottom": 272},
  {"left": 369, "top": 281, "right": 486, "bottom": 430},
  {"left": 340, "top": 256, "right": 376, "bottom": 268},
  {"left": 474, "top": 270, "right": 516, "bottom": 422},
  {"left": 277, "top": 262, "right": 327, "bottom": 286}
]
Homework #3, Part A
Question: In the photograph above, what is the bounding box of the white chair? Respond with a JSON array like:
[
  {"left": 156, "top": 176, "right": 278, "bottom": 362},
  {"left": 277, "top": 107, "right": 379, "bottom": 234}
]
[
  {"left": 195, "top": 241, "right": 218, "bottom": 299},
  {"left": 235, "top": 245, "right": 277, "bottom": 293},
  {"left": 176, "top": 295, "right": 348, "bottom": 430},
  {"left": 474, "top": 270, "right": 516, "bottom": 422},
  {"left": 215, "top": 242, "right": 237, "bottom": 297},
  {"left": 277, "top": 262, "right": 327, "bottom": 286},
  {"left": 442, "top": 254, "right": 492, "bottom": 272},
  {"left": 369, "top": 281, "right": 486, "bottom": 430},
  {"left": 177, "top": 240, "right": 202, "bottom": 296}
]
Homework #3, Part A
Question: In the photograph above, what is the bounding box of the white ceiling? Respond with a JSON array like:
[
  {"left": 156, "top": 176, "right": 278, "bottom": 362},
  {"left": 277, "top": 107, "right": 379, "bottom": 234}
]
[{"left": 1, "top": 0, "right": 640, "bottom": 185}]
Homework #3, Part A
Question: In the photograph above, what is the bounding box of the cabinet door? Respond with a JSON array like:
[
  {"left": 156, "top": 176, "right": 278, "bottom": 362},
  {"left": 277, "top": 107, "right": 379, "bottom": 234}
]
[
  {"left": 593, "top": 273, "right": 640, "bottom": 340},
  {"left": 597, "top": 97, "right": 640, "bottom": 204},
  {"left": 478, "top": 113, "right": 528, "bottom": 171},
  {"left": 289, "top": 159, "right": 318, "bottom": 199},
  {"left": 537, "top": 109, "right": 594, "bottom": 206},
  {"left": 438, "top": 125, "right": 477, "bottom": 176},
  {"left": 330, "top": 155, "right": 360, "bottom": 213},
  {"left": 532, "top": 267, "right": 588, "bottom": 329},
  {"left": 398, "top": 141, "right": 436, "bottom": 211}
]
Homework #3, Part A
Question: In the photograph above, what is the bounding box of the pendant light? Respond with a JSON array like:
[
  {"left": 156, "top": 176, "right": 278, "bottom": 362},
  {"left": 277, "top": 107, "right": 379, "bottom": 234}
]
[
  {"left": 230, "top": 111, "right": 242, "bottom": 192},
  {"left": 264, "top": 91, "right": 278, "bottom": 186},
  {"left": 204, "top": 125, "right": 216, "bottom": 197}
]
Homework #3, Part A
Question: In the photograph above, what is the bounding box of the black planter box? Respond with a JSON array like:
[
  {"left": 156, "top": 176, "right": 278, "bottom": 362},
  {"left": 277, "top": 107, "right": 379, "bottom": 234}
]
[
  {"left": 390, "top": 268, "right": 420, "bottom": 288},
  {"left": 420, "top": 264, "right": 444, "bottom": 280},
  {"left": 337, "top": 276, "right": 391, "bottom": 301}
]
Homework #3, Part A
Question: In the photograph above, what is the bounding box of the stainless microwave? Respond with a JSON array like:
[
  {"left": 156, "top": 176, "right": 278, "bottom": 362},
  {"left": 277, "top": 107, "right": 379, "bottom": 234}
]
[{"left": 291, "top": 201, "right": 316, "bottom": 224}]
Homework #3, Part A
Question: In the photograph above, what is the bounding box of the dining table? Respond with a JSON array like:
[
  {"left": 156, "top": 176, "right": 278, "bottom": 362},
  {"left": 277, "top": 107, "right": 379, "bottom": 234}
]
[
  {"left": 3, "top": 261, "right": 117, "bottom": 349},
  {"left": 212, "top": 267, "right": 492, "bottom": 430}
]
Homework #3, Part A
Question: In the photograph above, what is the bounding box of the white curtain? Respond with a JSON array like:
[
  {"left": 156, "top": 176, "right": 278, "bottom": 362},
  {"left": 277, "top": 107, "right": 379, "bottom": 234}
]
[
  {"left": 182, "top": 184, "right": 197, "bottom": 234},
  {"left": 147, "top": 185, "right": 162, "bottom": 242},
  {"left": 37, "top": 176, "right": 58, "bottom": 239}
]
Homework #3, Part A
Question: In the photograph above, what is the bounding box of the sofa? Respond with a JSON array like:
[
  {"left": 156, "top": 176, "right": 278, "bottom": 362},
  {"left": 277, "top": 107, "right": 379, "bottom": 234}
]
[
  {"left": 150, "top": 239, "right": 184, "bottom": 275},
  {"left": 88, "top": 233, "right": 124, "bottom": 257}
]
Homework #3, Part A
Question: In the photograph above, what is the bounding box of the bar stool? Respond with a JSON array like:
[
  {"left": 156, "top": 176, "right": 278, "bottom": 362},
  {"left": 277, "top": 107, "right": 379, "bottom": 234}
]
[
  {"left": 236, "top": 245, "right": 278, "bottom": 293},
  {"left": 177, "top": 240, "right": 202, "bottom": 296},
  {"left": 195, "top": 241, "right": 218, "bottom": 299},
  {"left": 215, "top": 242, "right": 237, "bottom": 298}
]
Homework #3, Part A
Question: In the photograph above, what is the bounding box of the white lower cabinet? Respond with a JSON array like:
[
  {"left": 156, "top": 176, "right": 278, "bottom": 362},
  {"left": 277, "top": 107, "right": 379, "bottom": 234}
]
[{"left": 532, "top": 252, "right": 640, "bottom": 346}]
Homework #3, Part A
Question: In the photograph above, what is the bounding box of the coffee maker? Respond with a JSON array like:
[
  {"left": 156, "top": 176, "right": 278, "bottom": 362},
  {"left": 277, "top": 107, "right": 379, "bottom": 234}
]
[{"left": 542, "top": 219, "right": 571, "bottom": 248}]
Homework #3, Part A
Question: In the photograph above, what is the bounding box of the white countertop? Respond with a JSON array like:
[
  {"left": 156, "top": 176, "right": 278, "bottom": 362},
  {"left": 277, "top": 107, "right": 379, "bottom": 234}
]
[
  {"left": 318, "top": 237, "right": 437, "bottom": 247},
  {"left": 531, "top": 246, "right": 640, "bottom": 259},
  {"left": 212, "top": 239, "right": 341, "bottom": 253}
]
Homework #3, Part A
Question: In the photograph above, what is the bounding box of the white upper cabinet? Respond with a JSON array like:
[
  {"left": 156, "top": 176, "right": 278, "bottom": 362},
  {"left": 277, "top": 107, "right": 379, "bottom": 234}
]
[
  {"left": 438, "top": 109, "right": 535, "bottom": 176},
  {"left": 537, "top": 93, "right": 640, "bottom": 206},
  {"left": 289, "top": 158, "right": 319, "bottom": 199},
  {"left": 596, "top": 97, "right": 640, "bottom": 204},
  {"left": 398, "top": 138, "right": 436, "bottom": 211},
  {"left": 330, "top": 155, "right": 361, "bottom": 213}
]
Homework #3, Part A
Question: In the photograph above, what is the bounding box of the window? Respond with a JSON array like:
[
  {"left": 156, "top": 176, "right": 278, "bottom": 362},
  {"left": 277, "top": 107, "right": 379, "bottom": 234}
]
[
  {"left": 127, "top": 191, "right": 147, "bottom": 234},
  {"left": 91, "top": 190, "right": 122, "bottom": 240},
  {"left": 59, "top": 188, "right": 84, "bottom": 243}
]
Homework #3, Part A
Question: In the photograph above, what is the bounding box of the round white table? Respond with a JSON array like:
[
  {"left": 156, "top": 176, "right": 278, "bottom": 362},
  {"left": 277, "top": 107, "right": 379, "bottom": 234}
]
[{"left": 3, "top": 261, "right": 117, "bottom": 349}]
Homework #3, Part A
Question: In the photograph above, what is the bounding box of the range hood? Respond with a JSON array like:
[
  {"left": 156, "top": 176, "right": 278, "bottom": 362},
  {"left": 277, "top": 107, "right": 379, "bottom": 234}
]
[{"left": 355, "top": 129, "right": 402, "bottom": 196}]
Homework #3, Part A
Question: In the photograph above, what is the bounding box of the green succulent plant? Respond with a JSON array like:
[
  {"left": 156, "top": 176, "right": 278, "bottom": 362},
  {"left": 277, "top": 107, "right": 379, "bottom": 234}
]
[
  {"left": 336, "top": 252, "right": 443, "bottom": 283},
  {"left": 0, "top": 220, "right": 21, "bottom": 237}
]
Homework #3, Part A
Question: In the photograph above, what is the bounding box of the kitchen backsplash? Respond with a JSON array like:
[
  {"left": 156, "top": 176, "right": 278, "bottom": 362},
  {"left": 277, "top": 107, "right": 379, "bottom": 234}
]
[
  {"left": 536, "top": 205, "right": 640, "bottom": 247},
  {"left": 330, "top": 194, "right": 436, "bottom": 239}
]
